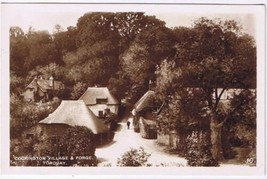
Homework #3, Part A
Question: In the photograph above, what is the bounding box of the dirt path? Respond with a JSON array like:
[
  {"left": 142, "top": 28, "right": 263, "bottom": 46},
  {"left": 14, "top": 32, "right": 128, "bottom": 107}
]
[{"left": 95, "top": 117, "right": 187, "bottom": 167}]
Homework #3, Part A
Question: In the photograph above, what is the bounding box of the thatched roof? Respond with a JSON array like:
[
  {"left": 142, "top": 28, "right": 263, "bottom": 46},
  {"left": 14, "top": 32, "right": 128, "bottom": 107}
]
[
  {"left": 79, "top": 87, "right": 119, "bottom": 105},
  {"left": 39, "top": 100, "right": 108, "bottom": 134},
  {"left": 134, "top": 90, "right": 155, "bottom": 112}
]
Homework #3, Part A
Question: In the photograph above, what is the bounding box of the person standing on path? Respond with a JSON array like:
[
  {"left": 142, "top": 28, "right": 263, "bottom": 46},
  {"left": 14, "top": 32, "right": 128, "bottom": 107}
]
[{"left": 127, "top": 120, "right": 131, "bottom": 129}]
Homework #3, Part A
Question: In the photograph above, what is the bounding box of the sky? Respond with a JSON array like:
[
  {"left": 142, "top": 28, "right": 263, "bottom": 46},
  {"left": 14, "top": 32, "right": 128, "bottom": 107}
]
[{"left": 2, "top": 4, "right": 259, "bottom": 37}]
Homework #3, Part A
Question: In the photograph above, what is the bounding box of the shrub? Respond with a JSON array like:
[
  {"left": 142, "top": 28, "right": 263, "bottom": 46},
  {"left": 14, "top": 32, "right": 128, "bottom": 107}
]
[
  {"left": 70, "top": 82, "right": 87, "bottom": 100},
  {"left": 185, "top": 131, "right": 218, "bottom": 166},
  {"left": 10, "top": 138, "right": 33, "bottom": 166},
  {"left": 59, "top": 126, "right": 97, "bottom": 166},
  {"left": 117, "top": 147, "right": 151, "bottom": 167}
]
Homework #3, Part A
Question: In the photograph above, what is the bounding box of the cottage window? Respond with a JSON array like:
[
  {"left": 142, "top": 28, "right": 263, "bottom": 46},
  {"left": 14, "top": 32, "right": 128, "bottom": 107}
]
[
  {"left": 96, "top": 98, "right": 108, "bottom": 104},
  {"left": 98, "top": 111, "right": 104, "bottom": 117}
]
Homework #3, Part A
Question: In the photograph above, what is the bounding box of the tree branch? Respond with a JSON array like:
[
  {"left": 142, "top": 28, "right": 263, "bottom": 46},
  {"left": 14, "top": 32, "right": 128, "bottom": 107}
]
[
  {"left": 214, "top": 87, "right": 226, "bottom": 109},
  {"left": 217, "top": 98, "right": 250, "bottom": 128},
  {"left": 157, "top": 101, "right": 165, "bottom": 115}
]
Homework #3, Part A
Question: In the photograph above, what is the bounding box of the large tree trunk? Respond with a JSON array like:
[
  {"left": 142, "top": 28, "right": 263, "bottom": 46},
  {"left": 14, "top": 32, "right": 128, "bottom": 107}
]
[{"left": 210, "top": 114, "right": 224, "bottom": 161}]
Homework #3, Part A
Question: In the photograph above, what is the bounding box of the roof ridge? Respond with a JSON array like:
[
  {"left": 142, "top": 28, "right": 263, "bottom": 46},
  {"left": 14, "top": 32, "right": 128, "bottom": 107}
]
[{"left": 79, "top": 87, "right": 119, "bottom": 104}]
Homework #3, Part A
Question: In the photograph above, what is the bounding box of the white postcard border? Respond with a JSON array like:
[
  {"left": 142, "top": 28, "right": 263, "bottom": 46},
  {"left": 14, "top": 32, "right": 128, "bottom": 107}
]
[{"left": 1, "top": 1, "right": 266, "bottom": 177}]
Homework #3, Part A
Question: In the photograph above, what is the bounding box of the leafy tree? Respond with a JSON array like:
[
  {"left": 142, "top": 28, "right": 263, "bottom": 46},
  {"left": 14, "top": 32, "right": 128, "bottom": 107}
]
[
  {"left": 62, "top": 51, "right": 80, "bottom": 66},
  {"left": 10, "top": 26, "right": 69, "bottom": 77},
  {"left": 121, "top": 41, "right": 149, "bottom": 84},
  {"left": 65, "top": 65, "right": 84, "bottom": 84},
  {"left": 10, "top": 71, "right": 24, "bottom": 94},
  {"left": 155, "top": 59, "right": 181, "bottom": 135},
  {"left": 26, "top": 63, "right": 65, "bottom": 81},
  {"left": 107, "top": 75, "right": 129, "bottom": 100},
  {"left": 155, "top": 60, "right": 210, "bottom": 154},
  {"left": 229, "top": 89, "right": 256, "bottom": 147},
  {"left": 53, "top": 25, "right": 78, "bottom": 64},
  {"left": 120, "top": 26, "right": 175, "bottom": 104},
  {"left": 24, "top": 30, "right": 58, "bottom": 70},
  {"left": 70, "top": 82, "right": 87, "bottom": 99},
  {"left": 74, "top": 13, "right": 121, "bottom": 86},
  {"left": 114, "top": 12, "right": 166, "bottom": 52},
  {"left": 183, "top": 18, "right": 255, "bottom": 161},
  {"left": 10, "top": 26, "right": 29, "bottom": 76},
  {"left": 155, "top": 18, "right": 256, "bottom": 161},
  {"left": 10, "top": 93, "right": 24, "bottom": 138},
  {"left": 74, "top": 12, "right": 169, "bottom": 99}
]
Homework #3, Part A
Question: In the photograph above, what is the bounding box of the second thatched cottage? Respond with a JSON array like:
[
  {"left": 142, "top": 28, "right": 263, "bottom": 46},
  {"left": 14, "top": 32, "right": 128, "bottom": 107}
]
[
  {"left": 132, "top": 90, "right": 159, "bottom": 139},
  {"left": 79, "top": 87, "right": 119, "bottom": 118}
]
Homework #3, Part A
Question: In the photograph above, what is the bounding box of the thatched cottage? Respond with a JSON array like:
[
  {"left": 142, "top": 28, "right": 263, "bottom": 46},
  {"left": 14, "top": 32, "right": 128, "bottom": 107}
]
[
  {"left": 132, "top": 90, "right": 158, "bottom": 139},
  {"left": 24, "top": 100, "right": 110, "bottom": 145},
  {"left": 79, "top": 87, "right": 119, "bottom": 118}
]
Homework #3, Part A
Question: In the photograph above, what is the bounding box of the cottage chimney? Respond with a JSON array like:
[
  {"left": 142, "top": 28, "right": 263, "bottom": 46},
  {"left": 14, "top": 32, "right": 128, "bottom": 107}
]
[
  {"left": 49, "top": 76, "right": 54, "bottom": 88},
  {"left": 33, "top": 76, "right": 38, "bottom": 86},
  {"left": 34, "top": 76, "right": 38, "bottom": 81},
  {"left": 148, "top": 80, "right": 155, "bottom": 90}
]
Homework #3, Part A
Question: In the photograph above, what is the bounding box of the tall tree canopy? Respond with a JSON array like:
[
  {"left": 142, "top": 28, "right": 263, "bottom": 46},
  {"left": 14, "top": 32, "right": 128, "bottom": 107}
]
[
  {"left": 10, "top": 26, "right": 29, "bottom": 76},
  {"left": 155, "top": 17, "right": 256, "bottom": 161},
  {"left": 120, "top": 24, "right": 175, "bottom": 103}
]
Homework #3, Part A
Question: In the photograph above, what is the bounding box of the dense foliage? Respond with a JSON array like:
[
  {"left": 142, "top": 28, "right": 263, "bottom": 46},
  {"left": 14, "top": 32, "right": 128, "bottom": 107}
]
[
  {"left": 185, "top": 131, "right": 218, "bottom": 166},
  {"left": 10, "top": 93, "right": 60, "bottom": 138},
  {"left": 155, "top": 18, "right": 256, "bottom": 164},
  {"left": 59, "top": 126, "right": 97, "bottom": 166},
  {"left": 10, "top": 12, "right": 170, "bottom": 103}
]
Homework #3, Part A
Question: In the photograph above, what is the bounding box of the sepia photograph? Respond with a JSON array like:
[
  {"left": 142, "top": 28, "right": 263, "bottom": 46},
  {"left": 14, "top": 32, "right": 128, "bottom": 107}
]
[{"left": 1, "top": 1, "right": 266, "bottom": 177}]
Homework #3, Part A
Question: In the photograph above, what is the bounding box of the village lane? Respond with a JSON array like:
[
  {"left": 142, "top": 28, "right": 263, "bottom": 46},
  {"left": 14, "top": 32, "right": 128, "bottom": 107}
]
[{"left": 95, "top": 117, "right": 188, "bottom": 167}]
